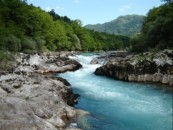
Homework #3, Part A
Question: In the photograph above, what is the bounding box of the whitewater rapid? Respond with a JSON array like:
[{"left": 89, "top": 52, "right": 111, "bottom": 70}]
[{"left": 60, "top": 54, "right": 173, "bottom": 130}]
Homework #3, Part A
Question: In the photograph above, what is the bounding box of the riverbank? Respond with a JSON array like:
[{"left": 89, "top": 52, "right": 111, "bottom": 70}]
[
  {"left": 94, "top": 50, "right": 173, "bottom": 87},
  {"left": 0, "top": 52, "right": 83, "bottom": 130}
]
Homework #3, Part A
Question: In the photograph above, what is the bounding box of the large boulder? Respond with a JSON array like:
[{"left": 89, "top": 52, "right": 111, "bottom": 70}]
[
  {"left": 95, "top": 50, "right": 173, "bottom": 87},
  {"left": 14, "top": 53, "right": 82, "bottom": 74}
]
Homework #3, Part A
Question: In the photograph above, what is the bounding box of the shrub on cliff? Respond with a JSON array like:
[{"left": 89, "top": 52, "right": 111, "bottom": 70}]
[{"left": 0, "top": 50, "right": 14, "bottom": 71}]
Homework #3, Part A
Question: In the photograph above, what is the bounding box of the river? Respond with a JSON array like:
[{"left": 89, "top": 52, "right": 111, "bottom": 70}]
[{"left": 60, "top": 54, "right": 173, "bottom": 130}]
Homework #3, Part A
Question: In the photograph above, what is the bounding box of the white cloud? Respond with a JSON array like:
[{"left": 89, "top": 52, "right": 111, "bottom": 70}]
[
  {"left": 55, "top": 6, "right": 65, "bottom": 11},
  {"left": 45, "top": 7, "right": 51, "bottom": 11},
  {"left": 119, "top": 4, "right": 132, "bottom": 12},
  {"left": 119, "top": 8, "right": 124, "bottom": 12}
]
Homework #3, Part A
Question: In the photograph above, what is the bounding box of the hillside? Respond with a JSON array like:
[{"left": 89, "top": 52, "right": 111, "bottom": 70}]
[
  {"left": 85, "top": 15, "right": 145, "bottom": 36},
  {"left": 0, "top": 0, "right": 130, "bottom": 54}
]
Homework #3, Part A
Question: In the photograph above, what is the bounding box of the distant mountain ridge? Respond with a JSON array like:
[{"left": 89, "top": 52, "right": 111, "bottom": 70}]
[{"left": 85, "top": 15, "right": 145, "bottom": 36}]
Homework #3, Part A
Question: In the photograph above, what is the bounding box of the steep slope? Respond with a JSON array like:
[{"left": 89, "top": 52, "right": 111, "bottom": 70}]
[{"left": 85, "top": 15, "right": 145, "bottom": 36}]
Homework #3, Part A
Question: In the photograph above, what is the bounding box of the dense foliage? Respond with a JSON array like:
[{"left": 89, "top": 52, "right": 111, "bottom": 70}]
[
  {"left": 0, "top": 0, "right": 130, "bottom": 54},
  {"left": 130, "top": 2, "right": 173, "bottom": 52},
  {"left": 85, "top": 15, "right": 144, "bottom": 36}
]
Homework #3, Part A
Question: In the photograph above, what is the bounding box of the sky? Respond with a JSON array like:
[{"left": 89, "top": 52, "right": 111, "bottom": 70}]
[{"left": 27, "top": 0, "right": 163, "bottom": 26}]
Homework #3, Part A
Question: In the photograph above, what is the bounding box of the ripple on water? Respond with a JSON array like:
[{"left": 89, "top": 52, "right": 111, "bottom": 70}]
[{"left": 60, "top": 55, "right": 173, "bottom": 130}]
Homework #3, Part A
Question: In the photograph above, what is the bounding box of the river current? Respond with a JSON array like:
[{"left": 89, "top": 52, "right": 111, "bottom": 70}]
[{"left": 60, "top": 54, "right": 173, "bottom": 130}]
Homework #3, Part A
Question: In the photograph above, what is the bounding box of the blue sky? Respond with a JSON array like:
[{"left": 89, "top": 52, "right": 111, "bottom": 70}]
[{"left": 27, "top": 0, "right": 163, "bottom": 26}]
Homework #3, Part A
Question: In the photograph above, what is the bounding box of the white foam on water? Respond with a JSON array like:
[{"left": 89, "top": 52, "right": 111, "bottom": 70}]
[
  {"left": 69, "top": 55, "right": 94, "bottom": 64},
  {"left": 60, "top": 54, "right": 173, "bottom": 130}
]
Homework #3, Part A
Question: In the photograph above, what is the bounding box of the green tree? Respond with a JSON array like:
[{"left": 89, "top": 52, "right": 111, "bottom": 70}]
[
  {"left": 0, "top": 0, "right": 130, "bottom": 53},
  {"left": 161, "top": 0, "right": 171, "bottom": 4},
  {"left": 130, "top": 2, "right": 173, "bottom": 52}
]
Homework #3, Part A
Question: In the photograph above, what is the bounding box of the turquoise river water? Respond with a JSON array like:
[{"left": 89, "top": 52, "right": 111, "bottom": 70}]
[{"left": 60, "top": 54, "right": 173, "bottom": 130}]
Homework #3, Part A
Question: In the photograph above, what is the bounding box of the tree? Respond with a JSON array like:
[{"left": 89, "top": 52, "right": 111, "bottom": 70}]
[
  {"left": 48, "top": 9, "right": 61, "bottom": 21},
  {"left": 0, "top": 0, "right": 130, "bottom": 53},
  {"left": 161, "top": 0, "right": 172, "bottom": 4},
  {"left": 130, "top": 2, "right": 173, "bottom": 52}
]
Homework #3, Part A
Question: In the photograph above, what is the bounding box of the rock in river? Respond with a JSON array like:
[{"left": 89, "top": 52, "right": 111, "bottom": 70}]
[{"left": 95, "top": 50, "right": 173, "bottom": 87}]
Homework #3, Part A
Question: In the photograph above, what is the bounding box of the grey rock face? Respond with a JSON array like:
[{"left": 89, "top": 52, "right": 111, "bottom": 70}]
[
  {"left": 95, "top": 50, "right": 173, "bottom": 87},
  {"left": 0, "top": 52, "right": 82, "bottom": 130}
]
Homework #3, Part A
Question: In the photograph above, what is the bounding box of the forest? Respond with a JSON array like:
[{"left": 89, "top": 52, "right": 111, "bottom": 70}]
[
  {"left": 130, "top": 1, "right": 173, "bottom": 52},
  {"left": 0, "top": 0, "right": 130, "bottom": 54},
  {"left": 0, "top": 0, "right": 172, "bottom": 56}
]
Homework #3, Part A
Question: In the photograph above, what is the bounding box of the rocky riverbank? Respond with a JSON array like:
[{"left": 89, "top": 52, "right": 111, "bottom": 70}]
[
  {"left": 94, "top": 50, "right": 173, "bottom": 87},
  {"left": 0, "top": 52, "right": 83, "bottom": 130}
]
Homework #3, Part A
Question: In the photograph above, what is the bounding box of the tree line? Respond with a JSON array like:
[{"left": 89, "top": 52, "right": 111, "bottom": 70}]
[
  {"left": 0, "top": 0, "right": 130, "bottom": 54},
  {"left": 1, "top": 0, "right": 172, "bottom": 56},
  {"left": 130, "top": 1, "right": 173, "bottom": 52}
]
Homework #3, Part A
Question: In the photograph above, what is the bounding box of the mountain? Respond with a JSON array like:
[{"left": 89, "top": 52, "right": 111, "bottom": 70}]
[{"left": 85, "top": 15, "right": 145, "bottom": 36}]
